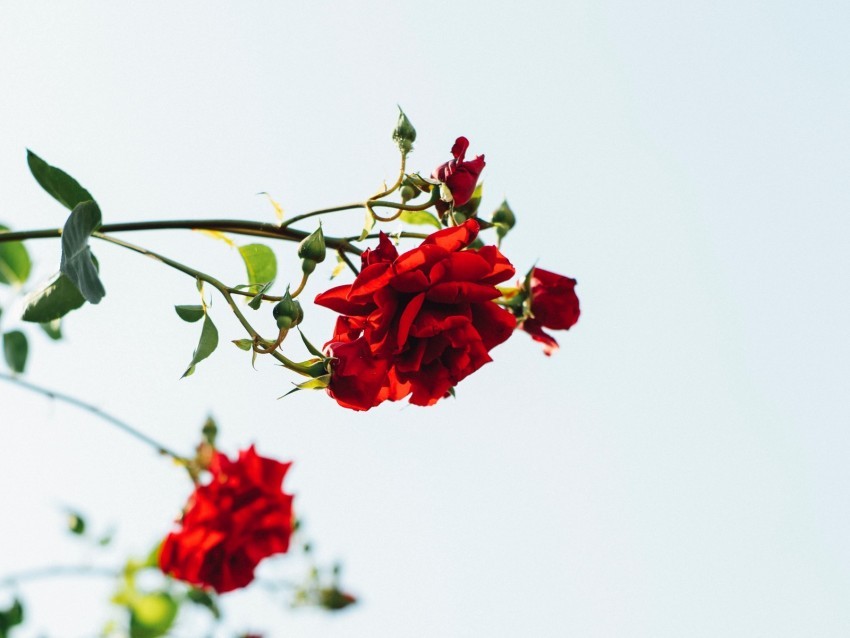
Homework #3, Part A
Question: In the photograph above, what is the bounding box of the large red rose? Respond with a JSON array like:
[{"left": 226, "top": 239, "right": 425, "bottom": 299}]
[
  {"left": 432, "top": 137, "right": 485, "bottom": 214},
  {"left": 159, "top": 446, "right": 294, "bottom": 593},
  {"left": 519, "top": 267, "right": 580, "bottom": 356},
  {"left": 315, "top": 219, "right": 516, "bottom": 410}
]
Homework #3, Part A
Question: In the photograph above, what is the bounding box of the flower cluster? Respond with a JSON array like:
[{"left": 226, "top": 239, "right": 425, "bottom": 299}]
[{"left": 159, "top": 446, "right": 294, "bottom": 593}]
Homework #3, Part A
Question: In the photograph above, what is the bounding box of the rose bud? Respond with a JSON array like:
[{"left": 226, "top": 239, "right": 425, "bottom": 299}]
[
  {"left": 432, "top": 137, "right": 485, "bottom": 214},
  {"left": 519, "top": 267, "right": 580, "bottom": 356}
]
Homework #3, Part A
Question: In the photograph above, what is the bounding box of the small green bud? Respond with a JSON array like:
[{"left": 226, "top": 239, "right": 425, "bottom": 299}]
[
  {"left": 272, "top": 289, "right": 303, "bottom": 329},
  {"left": 399, "top": 176, "right": 420, "bottom": 202},
  {"left": 492, "top": 199, "right": 516, "bottom": 241},
  {"left": 298, "top": 225, "right": 326, "bottom": 264},
  {"left": 492, "top": 199, "right": 516, "bottom": 229},
  {"left": 392, "top": 107, "right": 416, "bottom": 155},
  {"left": 201, "top": 416, "right": 217, "bottom": 445}
]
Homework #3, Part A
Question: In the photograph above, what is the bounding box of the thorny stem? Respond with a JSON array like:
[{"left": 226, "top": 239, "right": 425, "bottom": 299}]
[
  {"left": 92, "top": 233, "right": 317, "bottom": 377},
  {"left": 0, "top": 372, "right": 186, "bottom": 461}
]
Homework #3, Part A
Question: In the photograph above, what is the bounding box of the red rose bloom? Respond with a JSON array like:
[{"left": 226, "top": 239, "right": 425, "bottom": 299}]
[
  {"left": 315, "top": 219, "right": 516, "bottom": 410},
  {"left": 159, "top": 446, "right": 294, "bottom": 593},
  {"left": 432, "top": 137, "right": 485, "bottom": 214},
  {"left": 519, "top": 268, "right": 580, "bottom": 356}
]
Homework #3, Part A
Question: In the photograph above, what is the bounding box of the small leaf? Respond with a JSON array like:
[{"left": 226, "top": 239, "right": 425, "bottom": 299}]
[
  {"left": 174, "top": 305, "right": 204, "bottom": 323},
  {"left": 232, "top": 339, "right": 253, "bottom": 351},
  {"left": 186, "top": 588, "right": 221, "bottom": 619},
  {"left": 330, "top": 254, "right": 346, "bottom": 280},
  {"left": 399, "top": 210, "right": 441, "bottom": 229},
  {"left": 239, "top": 244, "right": 277, "bottom": 286},
  {"left": 182, "top": 315, "right": 219, "bottom": 378},
  {"left": 201, "top": 416, "right": 217, "bottom": 445},
  {"left": 129, "top": 592, "right": 178, "bottom": 638},
  {"left": 60, "top": 201, "right": 105, "bottom": 304},
  {"left": 27, "top": 150, "right": 94, "bottom": 210},
  {"left": 0, "top": 225, "right": 32, "bottom": 286},
  {"left": 40, "top": 319, "right": 63, "bottom": 340},
  {"left": 298, "top": 329, "right": 324, "bottom": 358},
  {"left": 3, "top": 331, "right": 28, "bottom": 373},
  {"left": 358, "top": 208, "right": 376, "bottom": 241},
  {"left": 248, "top": 281, "right": 273, "bottom": 310},
  {"left": 21, "top": 271, "right": 87, "bottom": 322}
]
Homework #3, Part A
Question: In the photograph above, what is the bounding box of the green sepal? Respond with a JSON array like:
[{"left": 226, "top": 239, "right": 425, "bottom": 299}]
[
  {"left": 280, "top": 373, "right": 331, "bottom": 399},
  {"left": 186, "top": 588, "right": 221, "bottom": 619},
  {"left": 297, "top": 328, "right": 324, "bottom": 358}
]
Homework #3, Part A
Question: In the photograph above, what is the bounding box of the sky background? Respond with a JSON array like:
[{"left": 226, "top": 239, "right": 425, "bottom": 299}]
[{"left": 1, "top": 1, "right": 849, "bottom": 636}]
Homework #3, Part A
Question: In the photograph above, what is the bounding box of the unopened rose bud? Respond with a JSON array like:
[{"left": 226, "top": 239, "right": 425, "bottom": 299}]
[
  {"left": 272, "top": 289, "right": 304, "bottom": 329},
  {"left": 492, "top": 200, "right": 516, "bottom": 234},
  {"left": 392, "top": 107, "right": 416, "bottom": 155},
  {"left": 298, "top": 226, "right": 326, "bottom": 264}
]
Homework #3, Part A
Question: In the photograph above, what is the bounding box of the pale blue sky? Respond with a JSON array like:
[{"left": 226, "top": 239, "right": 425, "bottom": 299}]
[{"left": 1, "top": 2, "right": 849, "bottom": 636}]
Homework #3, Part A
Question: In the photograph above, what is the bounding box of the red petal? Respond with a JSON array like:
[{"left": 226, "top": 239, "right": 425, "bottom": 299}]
[
  {"left": 420, "top": 219, "right": 479, "bottom": 252},
  {"left": 451, "top": 136, "right": 470, "bottom": 160}
]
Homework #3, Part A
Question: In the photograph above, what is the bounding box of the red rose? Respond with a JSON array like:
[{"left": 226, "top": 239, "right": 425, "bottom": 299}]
[
  {"left": 519, "top": 268, "right": 580, "bottom": 356},
  {"left": 315, "top": 219, "right": 516, "bottom": 410},
  {"left": 159, "top": 446, "right": 294, "bottom": 593},
  {"left": 432, "top": 137, "right": 485, "bottom": 214}
]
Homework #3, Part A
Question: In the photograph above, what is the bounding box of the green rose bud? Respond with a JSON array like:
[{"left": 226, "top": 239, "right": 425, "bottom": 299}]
[
  {"left": 298, "top": 225, "right": 326, "bottom": 273},
  {"left": 272, "top": 289, "right": 304, "bottom": 329},
  {"left": 392, "top": 107, "right": 416, "bottom": 155}
]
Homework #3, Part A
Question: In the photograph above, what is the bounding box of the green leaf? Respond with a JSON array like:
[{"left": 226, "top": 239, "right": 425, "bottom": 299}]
[
  {"left": 182, "top": 314, "right": 218, "bottom": 378},
  {"left": 129, "top": 592, "right": 178, "bottom": 638},
  {"left": 27, "top": 150, "right": 94, "bottom": 210},
  {"left": 60, "top": 201, "right": 105, "bottom": 304},
  {"left": 232, "top": 339, "right": 253, "bottom": 351},
  {"left": 238, "top": 244, "right": 277, "bottom": 286},
  {"left": 174, "top": 305, "right": 204, "bottom": 323},
  {"left": 40, "top": 319, "right": 63, "bottom": 340},
  {"left": 3, "top": 331, "right": 28, "bottom": 373},
  {"left": 0, "top": 225, "right": 32, "bottom": 286},
  {"left": 399, "top": 210, "right": 441, "bottom": 229},
  {"left": 248, "top": 281, "right": 273, "bottom": 310},
  {"left": 21, "top": 271, "right": 87, "bottom": 322}
]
